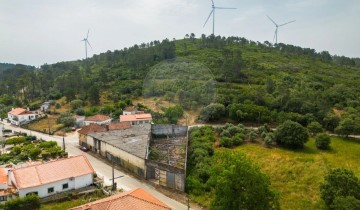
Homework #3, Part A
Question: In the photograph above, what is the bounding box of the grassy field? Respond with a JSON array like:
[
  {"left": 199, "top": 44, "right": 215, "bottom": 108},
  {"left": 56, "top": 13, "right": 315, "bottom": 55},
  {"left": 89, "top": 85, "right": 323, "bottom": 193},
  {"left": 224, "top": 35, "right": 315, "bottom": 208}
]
[
  {"left": 27, "top": 115, "right": 63, "bottom": 134},
  {"left": 233, "top": 137, "right": 360, "bottom": 210}
]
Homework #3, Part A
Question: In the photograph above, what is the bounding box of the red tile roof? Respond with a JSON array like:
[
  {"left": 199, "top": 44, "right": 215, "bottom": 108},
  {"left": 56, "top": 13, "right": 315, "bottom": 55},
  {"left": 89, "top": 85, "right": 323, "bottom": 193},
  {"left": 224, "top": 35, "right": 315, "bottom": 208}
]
[
  {"left": 8, "top": 108, "right": 36, "bottom": 116},
  {"left": 120, "top": 114, "right": 152, "bottom": 122},
  {"left": 85, "top": 114, "right": 111, "bottom": 122},
  {"left": 108, "top": 122, "right": 131, "bottom": 131},
  {"left": 0, "top": 168, "right": 7, "bottom": 184},
  {"left": 70, "top": 188, "right": 171, "bottom": 210},
  {"left": 12, "top": 155, "right": 94, "bottom": 189},
  {"left": 78, "top": 124, "right": 107, "bottom": 135}
]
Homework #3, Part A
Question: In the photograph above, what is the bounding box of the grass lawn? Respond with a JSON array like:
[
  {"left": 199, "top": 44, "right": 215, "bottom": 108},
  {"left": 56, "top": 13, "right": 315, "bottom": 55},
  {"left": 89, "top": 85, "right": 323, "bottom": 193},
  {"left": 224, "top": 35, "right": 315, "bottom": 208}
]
[
  {"left": 234, "top": 137, "right": 360, "bottom": 210},
  {"left": 27, "top": 115, "right": 63, "bottom": 134}
]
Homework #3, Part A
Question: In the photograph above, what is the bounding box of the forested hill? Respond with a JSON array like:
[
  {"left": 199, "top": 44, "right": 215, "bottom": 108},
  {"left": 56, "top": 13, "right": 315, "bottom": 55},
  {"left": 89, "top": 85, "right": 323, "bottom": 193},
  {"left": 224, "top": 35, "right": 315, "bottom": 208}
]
[{"left": 1, "top": 35, "right": 360, "bottom": 133}]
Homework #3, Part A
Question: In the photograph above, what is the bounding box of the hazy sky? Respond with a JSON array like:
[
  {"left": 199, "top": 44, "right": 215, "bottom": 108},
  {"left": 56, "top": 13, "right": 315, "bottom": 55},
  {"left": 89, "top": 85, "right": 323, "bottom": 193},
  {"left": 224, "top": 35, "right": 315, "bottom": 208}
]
[{"left": 1, "top": 0, "right": 359, "bottom": 66}]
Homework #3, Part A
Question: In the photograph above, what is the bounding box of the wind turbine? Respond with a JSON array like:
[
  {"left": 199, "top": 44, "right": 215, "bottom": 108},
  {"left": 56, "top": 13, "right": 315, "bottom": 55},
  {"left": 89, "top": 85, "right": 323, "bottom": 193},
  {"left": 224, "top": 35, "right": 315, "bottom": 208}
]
[
  {"left": 266, "top": 15, "right": 296, "bottom": 44},
  {"left": 203, "top": 0, "right": 236, "bottom": 35},
  {"left": 81, "top": 29, "right": 92, "bottom": 59}
]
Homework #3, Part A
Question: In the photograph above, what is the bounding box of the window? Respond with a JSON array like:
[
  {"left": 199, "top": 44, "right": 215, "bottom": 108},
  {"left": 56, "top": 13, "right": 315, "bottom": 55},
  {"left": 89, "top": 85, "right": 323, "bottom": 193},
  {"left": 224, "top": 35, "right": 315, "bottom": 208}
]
[
  {"left": 48, "top": 187, "right": 54, "bottom": 193},
  {"left": 63, "top": 183, "right": 69, "bottom": 189},
  {"left": 0, "top": 196, "right": 7, "bottom": 201}
]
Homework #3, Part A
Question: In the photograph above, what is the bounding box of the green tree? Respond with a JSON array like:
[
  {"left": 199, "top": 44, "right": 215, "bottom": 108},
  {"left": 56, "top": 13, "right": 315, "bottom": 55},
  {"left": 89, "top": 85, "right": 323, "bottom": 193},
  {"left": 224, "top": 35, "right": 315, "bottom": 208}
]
[
  {"left": 274, "top": 120, "right": 309, "bottom": 149},
  {"left": 320, "top": 168, "right": 360, "bottom": 208},
  {"left": 315, "top": 133, "right": 331, "bottom": 150},
  {"left": 70, "top": 99, "right": 83, "bottom": 110},
  {"left": 307, "top": 121, "right": 323, "bottom": 136},
  {"left": 209, "top": 152, "right": 279, "bottom": 210},
  {"left": 88, "top": 84, "right": 100, "bottom": 105},
  {"left": 335, "top": 118, "right": 357, "bottom": 137},
  {"left": 57, "top": 112, "right": 75, "bottom": 127},
  {"left": 164, "top": 105, "right": 184, "bottom": 124},
  {"left": 199, "top": 103, "right": 225, "bottom": 122}
]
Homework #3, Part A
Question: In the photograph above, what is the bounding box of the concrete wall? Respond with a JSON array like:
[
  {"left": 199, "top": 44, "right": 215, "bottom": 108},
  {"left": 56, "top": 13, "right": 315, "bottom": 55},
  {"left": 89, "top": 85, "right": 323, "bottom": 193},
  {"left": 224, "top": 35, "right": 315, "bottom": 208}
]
[
  {"left": 145, "top": 160, "right": 185, "bottom": 191},
  {"left": 100, "top": 142, "right": 146, "bottom": 178},
  {"left": 0, "top": 123, "right": 3, "bottom": 137},
  {"left": 151, "top": 125, "right": 188, "bottom": 136},
  {"left": 16, "top": 173, "right": 92, "bottom": 198}
]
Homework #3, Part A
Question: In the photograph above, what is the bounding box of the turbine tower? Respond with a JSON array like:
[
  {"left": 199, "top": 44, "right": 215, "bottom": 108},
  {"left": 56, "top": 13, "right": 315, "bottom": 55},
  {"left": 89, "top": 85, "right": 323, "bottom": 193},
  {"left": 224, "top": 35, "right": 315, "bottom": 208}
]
[
  {"left": 81, "top": 29, "right": 92, "bottom": 59},
  {"left": 203, "top": 0, "right": 236, "bottom": 35},
  {"left": 266, "top": 15, "right": 296, "bottom": 44}
]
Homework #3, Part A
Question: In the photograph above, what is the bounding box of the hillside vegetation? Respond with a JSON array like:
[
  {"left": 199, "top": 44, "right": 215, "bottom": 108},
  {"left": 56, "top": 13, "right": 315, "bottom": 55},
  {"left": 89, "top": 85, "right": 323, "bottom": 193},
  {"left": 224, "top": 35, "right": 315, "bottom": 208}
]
[{"left": 1, "top": 35, "right": 360, "bottom": 134}]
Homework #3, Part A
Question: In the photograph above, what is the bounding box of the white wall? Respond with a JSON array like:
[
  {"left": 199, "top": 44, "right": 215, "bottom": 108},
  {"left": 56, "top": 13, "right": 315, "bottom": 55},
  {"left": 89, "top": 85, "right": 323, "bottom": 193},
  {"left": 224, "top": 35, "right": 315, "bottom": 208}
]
[
  {"left": 84, "top": 119, "right": 111, "bottom": 126},
  {"left": 17, "top": 173, "right": 93, "bottom": 198}
]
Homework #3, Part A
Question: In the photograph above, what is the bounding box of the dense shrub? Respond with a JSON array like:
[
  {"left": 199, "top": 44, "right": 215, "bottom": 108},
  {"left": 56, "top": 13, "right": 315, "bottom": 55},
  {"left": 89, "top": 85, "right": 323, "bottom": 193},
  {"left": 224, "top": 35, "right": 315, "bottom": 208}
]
[
  {"left": 6, "top": 137, "right": 26, "bottom": 145},
  {"left": 4, "top": 194, "right": 40, "bottom": 210},
  {"left": 39, "top": 141, "right": 57, "bottom": 148},
  {"left": 331, "top": 196, "right": 360, "bottom": 210},
  {"left": 274, "top": 120, "right": 309, "bottom": 149},
  {"left": 315, "top": 133, "right": 331, "bottom": 150}
]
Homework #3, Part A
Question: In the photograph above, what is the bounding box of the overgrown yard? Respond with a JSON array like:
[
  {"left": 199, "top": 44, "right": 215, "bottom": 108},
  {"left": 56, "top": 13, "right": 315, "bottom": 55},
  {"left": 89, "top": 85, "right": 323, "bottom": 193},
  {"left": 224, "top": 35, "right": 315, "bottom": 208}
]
[
  {"left": 40, "top": 190, "right": 106, "bottom": 210},
  {"left": 234, "top": 137, "right": 360, "bottom": 210},
  {"left": 26, "top": 115, "right": 63, "bottom": 134}
]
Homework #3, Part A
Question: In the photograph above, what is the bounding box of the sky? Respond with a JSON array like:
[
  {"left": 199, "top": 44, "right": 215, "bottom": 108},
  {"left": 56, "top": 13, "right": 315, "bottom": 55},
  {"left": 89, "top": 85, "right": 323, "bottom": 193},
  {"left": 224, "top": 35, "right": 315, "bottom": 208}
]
[{"left": 1, "top": 0, "right": 360, "bottom": 67}]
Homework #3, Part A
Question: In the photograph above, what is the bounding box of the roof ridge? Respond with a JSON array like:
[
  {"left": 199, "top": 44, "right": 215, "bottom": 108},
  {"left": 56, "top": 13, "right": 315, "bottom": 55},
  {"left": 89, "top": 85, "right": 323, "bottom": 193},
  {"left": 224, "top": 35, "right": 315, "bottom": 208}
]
[
  {"left": 129, "top": 189, "right": 169, "bottom": 209},
  {"left": 14, "top": 155, "right": 86, "bottom": 171}
]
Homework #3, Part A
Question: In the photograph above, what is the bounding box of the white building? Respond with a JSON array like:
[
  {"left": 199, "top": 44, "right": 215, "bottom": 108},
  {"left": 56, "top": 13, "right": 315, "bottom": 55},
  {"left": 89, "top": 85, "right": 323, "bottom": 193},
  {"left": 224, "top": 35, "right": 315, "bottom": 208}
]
[
  {"left": 119, "top": 113, "right": 152, "bottom": 125},
  {"left": 9, "top": 155, "right": 94, "bottom": 198},
  {"left": 84, "top": 114, "right": 111, "bottom": 126},
  {"left": 7, "top": 108, "right": 38, "bottom": 126}
]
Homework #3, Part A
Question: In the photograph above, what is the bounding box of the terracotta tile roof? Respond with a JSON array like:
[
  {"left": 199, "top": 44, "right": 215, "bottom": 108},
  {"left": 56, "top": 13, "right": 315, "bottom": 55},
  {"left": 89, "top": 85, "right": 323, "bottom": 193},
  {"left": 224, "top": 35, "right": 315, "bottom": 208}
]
[
  {"left": 12, "top": 155, "right": 94, "bottom": 189},
  {"left": 8, "top": 108, "right": 26, "bottom": 115},
  {"left": 69, "top": 188, "right": 171, "bottom": 210},
  {"left": 78, "top": 124, "right": 107, "bottom": 135},
  {"left": 120, "top": 114, "right": 152, "bottom": 122},
  {"left": 0, "top": 168, "right": 7, "bottom": 184},
  {"left": 85, "top": 114, "right": 111, "bottom": 122},
  {"left": 107, "top": 122, "right": 131, "bottom": 131}
]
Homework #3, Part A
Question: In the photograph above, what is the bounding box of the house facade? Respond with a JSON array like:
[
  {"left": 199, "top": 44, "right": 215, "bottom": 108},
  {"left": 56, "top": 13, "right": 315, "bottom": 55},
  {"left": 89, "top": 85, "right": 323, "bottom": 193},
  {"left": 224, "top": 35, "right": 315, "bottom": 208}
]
[
  {"left": 7, "top": 108, "right": 38, "bottom": 126},
  {"left": 9, "top": 155, "right": 94, "bottom": 198},
  {"left": 0, "top": 168, "right": 15, "bottom": 202},
  {"left": 119, "top": 113, "right": 152, "bottom": 125},
  {"left": 78, "top": 124, "right": 107, "bottom": 147},
  {"left": 84, "top": 114, "right": 111, "bottom": 126},
  {"left": 40, "top": 101, "right": 51, "bottom": 113}
]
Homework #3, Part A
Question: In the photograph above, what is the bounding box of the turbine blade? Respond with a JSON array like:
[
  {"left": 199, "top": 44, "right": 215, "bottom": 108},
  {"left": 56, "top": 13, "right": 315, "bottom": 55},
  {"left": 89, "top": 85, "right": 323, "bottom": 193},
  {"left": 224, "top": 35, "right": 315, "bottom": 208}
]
[
  {"left": 279, "top": 20, "right": 296, "bottom": 27},
  {"left": 266, "top": 15, "right": 277, "bottom": 26},
  {"left": 203, "top": 10, "right": 214, "bottom": 27},
  {"left": 86, "top": 40, "right": 92, "bottom": 49},
  {"left": 86, "top": 29, "right": 89, "bottom": 39},
  {"left": 211, "top": 0, "right": 214, "bottom": 6},
  {"left": 215, "top": 7, "right": 236, "bottom": 9}
]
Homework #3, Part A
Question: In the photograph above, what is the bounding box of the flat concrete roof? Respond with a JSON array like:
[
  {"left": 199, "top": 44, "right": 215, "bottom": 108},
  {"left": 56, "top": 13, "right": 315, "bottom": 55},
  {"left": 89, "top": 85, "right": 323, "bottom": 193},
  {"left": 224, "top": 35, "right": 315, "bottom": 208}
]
[{"left": 89, "top": 125, "right": 151, "bottom": 159}]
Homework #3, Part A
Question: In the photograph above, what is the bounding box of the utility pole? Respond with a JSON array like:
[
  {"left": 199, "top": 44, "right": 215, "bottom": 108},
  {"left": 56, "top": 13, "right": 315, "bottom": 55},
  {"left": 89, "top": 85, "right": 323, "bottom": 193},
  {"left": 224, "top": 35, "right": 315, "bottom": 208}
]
[
  {"left": 109, "top": 157, "right": 124, "bottom": 191},
  {"left": 62, "top": 131, "right": 65, "bottom": 151},
  {"left": 47, "top": 116, "right": 51, "bottom": 135}
]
